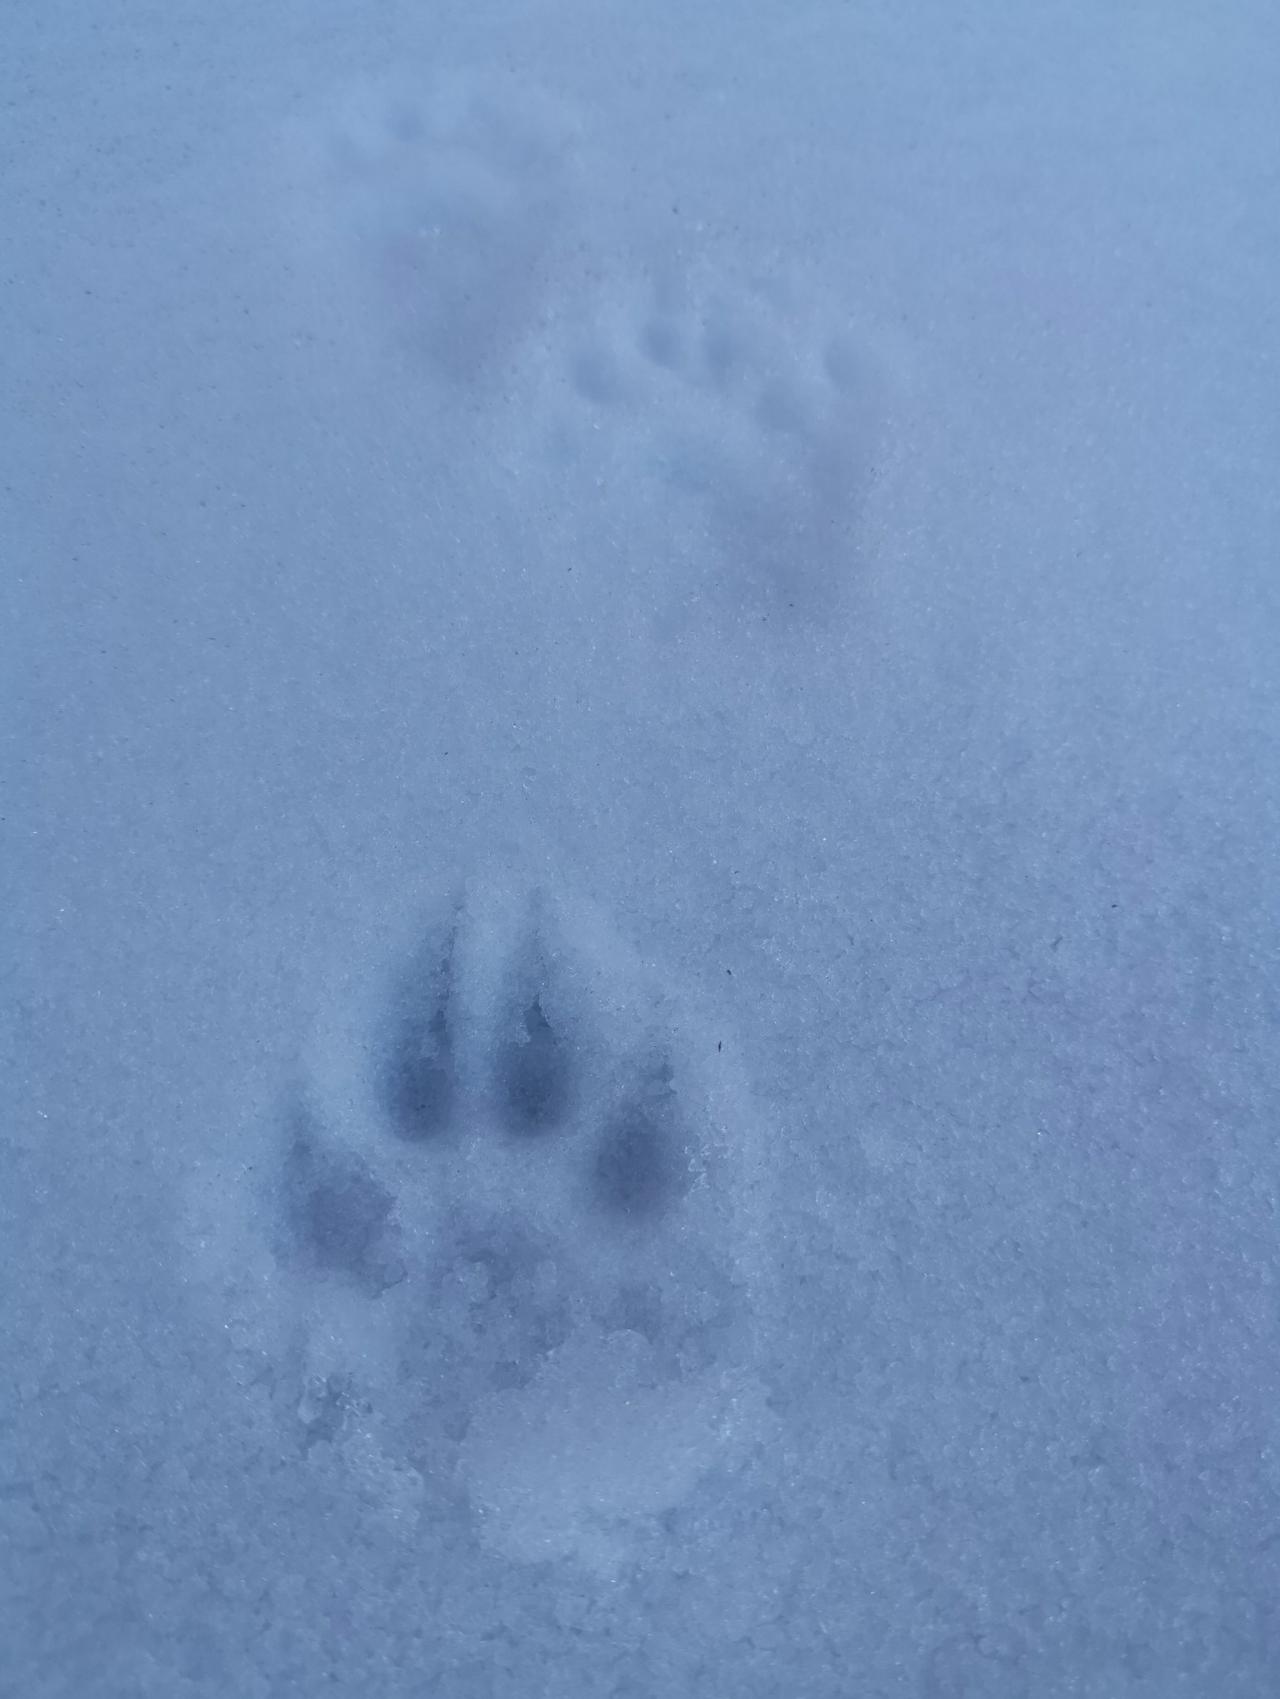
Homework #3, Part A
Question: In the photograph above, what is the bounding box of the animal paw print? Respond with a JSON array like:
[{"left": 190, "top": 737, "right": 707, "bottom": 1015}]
[
  {"left": 543, "top": 262, "right": 887, "bottom": 626},
  {"left": 262, "top": 869, "right": 774, "bottom": 1569},
  {"left": 292, "top": 71, "right": 578, "bottom": 384}
]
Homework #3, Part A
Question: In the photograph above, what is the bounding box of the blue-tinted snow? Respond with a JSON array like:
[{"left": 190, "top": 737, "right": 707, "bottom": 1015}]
[{"left": 5, "top": 2, "right": 1279, "bottom": 1694}]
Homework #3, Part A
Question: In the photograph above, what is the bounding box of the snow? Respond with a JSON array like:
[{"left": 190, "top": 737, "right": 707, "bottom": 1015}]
[{"left": 5, "top": 1, "right": 1279, "bottom": 1693}]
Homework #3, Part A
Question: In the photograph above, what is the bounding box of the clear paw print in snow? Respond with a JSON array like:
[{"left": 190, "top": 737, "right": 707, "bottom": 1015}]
[
  {"left": 535, "top": 264, "right": 888, "bottom": 628},
  {"left": 279, "top": 71, "right": 894, "bottom": 634},
  {"left": 289, "top": 71, "right": 578, "bottom": 385},
  {"left": 197, "top": 868, "right": 774, "bottom": 1572}
]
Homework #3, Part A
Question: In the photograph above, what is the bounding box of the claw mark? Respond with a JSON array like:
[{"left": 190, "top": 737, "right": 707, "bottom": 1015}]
[
  {"left": 499, "top": 992, "right": 573, "bottom": 1134},
  {"left": 381, "top": 932, "right": 456, "bottom": 1141}
]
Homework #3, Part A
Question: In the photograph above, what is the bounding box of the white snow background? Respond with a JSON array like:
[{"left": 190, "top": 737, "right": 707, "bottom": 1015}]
[{"left": 4, "top": 1, "right": 1279, "bottom": 1694}]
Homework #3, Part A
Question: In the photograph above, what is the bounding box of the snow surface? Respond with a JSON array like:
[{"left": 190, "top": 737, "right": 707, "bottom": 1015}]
[{"left": 5, "top": 1, "right": 1280, "bottom": 1694}]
